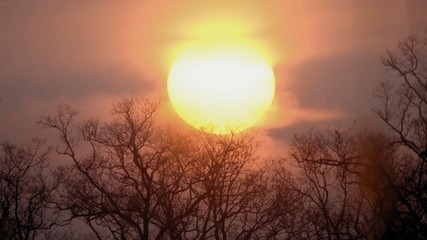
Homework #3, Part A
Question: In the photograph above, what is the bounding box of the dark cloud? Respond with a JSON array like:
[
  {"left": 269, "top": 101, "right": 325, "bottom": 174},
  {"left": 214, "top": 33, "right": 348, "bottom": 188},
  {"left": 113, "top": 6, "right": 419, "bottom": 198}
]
[
  {"left": 0, "top": 65, "right": 153, "bottom": 107},
  {"left": 0, "top": 64, "right": 153, "bottom": 142},
  {"left": 268, "top": 49, "right": 395, "bottom": 143},
  {"left": 267, "top": 117, "right": 352, "bottom": 143},
  {"left": 286, "top": 50, "right": 385, "bottom": 114}
]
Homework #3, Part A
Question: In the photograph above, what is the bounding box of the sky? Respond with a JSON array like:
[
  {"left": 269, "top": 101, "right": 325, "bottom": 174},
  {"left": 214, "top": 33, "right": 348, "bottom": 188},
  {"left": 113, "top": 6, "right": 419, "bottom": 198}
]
[{"left": 1, "top": 0, "right": 427, "bottom": 157}]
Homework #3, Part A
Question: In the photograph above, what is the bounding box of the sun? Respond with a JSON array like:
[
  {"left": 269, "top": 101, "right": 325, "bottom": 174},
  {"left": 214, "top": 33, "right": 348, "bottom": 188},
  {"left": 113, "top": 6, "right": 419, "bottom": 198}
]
[{"left": 168, "top": 45, "right": 275, "bottom": 134}]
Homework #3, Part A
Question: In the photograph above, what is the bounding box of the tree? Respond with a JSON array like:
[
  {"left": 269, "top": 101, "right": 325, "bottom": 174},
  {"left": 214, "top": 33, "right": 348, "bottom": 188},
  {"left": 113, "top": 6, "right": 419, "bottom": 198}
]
[
  {"left": 40, "top": 98, "right": 283, "bottom": 240},
  {"left": 284, "top": 33, "right": 427, "bottom": 240},
  {"left": 276, "top": 126, "right": 402, "bottom": 240},
  {"left": 40, "top": 98, "right": 165, "bottom": 240},
  {"left": 374, "top": 33, "right": 427, "bottom": 238},
  {"left": 182, "top": 132, "right": 270, "bottom": 240},
  {"left": 0, "top": 139, "right": 58, "bottom": 240}
]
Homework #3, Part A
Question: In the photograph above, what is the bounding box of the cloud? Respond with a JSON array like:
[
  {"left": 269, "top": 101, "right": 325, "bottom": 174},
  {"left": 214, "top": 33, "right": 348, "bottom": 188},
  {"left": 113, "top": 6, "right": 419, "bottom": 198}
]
[
  {"left": 267, "top": 118, "right": 349, "bottom": 143},
  {"left": 0, "top": 63, "right": 153, "bottom": 142},
  {"left": 0, "top": 64, "right": 153, "bottom": 106},
  {"left": 287, "top": 51, "right": 384, "bottom": 113},
  {"left": 264, "top": 0, "right": 427, "bottom": 144},
  {"left": 266, "top": 49, "right": 388, "bottom": 143}
]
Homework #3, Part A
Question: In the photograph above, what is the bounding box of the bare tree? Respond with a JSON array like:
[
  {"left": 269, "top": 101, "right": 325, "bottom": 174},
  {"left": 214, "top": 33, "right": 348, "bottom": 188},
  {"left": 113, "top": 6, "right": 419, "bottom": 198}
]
[
  {"left": 39, "top": 98, "right": 281, "bottom": 240},
  {"left": 264, "top": 162, "right": 310, "bottom": 240},
  {"left": 276, "top": 127, "right": 402, "bottom": 240},
  {"left": 0, "top": 139, "right": 58, "bottom": 240},
  {"left": 282, "top": 33, "right": 427, "bottom": 240},
  {"left": 182, "top": 132, "right": 265, "bottom": 240},
  {"left": 374, "top": 33, "right": 427, "bottom": 238},
  {"left": 39, "top": 98, "right": 162, "bottom": 240}
]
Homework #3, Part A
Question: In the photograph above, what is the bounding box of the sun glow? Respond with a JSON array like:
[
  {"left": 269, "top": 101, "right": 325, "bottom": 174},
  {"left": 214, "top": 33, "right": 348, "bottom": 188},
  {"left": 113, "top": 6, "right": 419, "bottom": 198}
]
[
  {"left": 168, "top": 44, "right": 275, "bottom": 134},
  {"left": 166, "top": 18, "right": 275, "bottom": 135}
]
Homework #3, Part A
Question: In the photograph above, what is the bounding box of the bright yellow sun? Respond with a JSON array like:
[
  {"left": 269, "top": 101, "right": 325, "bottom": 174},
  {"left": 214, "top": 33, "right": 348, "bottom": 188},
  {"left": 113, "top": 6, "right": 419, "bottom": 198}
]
[{"left": 168, "top": 45, "right": 275, "bottom": 134}]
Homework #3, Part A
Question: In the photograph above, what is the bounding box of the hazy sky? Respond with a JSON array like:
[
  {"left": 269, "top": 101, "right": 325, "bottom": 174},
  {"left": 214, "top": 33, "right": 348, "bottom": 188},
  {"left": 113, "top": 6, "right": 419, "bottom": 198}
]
[{"left": 1, "top": 0, "right": 426, "bottom": 156}]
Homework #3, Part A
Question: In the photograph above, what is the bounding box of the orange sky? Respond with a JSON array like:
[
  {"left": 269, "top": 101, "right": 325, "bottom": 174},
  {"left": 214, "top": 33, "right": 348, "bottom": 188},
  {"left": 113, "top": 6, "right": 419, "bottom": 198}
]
[{"left": 1, "top": 0, "right": 426, "bottom": 156}]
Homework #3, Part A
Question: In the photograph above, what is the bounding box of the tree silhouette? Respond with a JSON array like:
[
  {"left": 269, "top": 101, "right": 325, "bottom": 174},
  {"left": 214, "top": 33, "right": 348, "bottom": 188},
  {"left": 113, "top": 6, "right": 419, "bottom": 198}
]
[
  {"left": 374, "top": 33, "right": 427, "bottom": 239},
  {"left": 279, "top": 33, "right": 427, "bottom": 239},
  {"left": 39, "top": 98, "right": 289, "bottom": 240},
  {"left": 0, "top": 139, "right": 58, "bottom": 240},
  {"left": 275, "top": 127, "right": 402, "bottom": 239}
]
